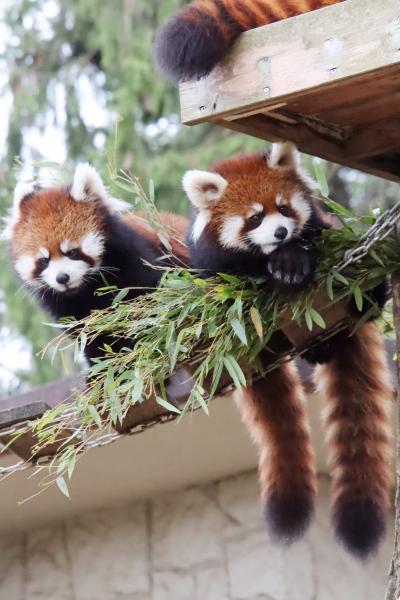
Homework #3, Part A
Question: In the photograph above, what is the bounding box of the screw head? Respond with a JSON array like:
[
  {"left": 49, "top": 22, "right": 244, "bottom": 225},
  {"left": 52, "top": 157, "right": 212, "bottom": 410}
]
[
  {"left": 263, "top": 86, "right": 270, "bottom": 94},
  {"left": 199, "top": 105, "right": 207, "bottom": 112}
]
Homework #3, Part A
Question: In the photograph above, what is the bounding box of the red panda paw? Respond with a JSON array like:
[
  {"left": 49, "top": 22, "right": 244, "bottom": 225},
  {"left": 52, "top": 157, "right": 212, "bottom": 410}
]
[{"left": 267, "top": 243, "right": 317, "bottom": 292}]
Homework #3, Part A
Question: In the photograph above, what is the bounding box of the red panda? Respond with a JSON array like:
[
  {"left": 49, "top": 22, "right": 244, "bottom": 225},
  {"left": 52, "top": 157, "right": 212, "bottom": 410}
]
[
  {"left": 4, "top": 164, "right": 189, "bottom": 364},
  {"left": 155, "top": 0, "right": 345, "bottom": 82},
  {"left": 183, "top": 142, "right": 393, "bottom": 558}
]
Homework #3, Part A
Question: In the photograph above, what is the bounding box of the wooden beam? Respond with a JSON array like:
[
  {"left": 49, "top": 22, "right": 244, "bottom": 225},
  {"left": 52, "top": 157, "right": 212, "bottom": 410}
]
[
  {"left": 345, "top": 119, "right": 400, "bottom": 160},
  {"left": 180, "top": 0, "right": 400, "bottom": 125},
  {"left": 215, "top": 115, "right": 400, "bottom": 183}
]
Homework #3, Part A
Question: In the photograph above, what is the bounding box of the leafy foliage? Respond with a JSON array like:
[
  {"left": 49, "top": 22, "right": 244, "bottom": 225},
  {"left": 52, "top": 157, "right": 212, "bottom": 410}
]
[{"left": 4, "top": 192, "right": 398, "bottom": 496}]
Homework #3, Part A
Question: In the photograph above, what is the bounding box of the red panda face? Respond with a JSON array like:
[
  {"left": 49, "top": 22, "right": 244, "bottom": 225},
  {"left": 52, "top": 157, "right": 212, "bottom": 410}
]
[
  {"left": 4, "top": 164, "right": 129, "bottom": 293},
  {"left": 183, "top": 143, "right": 316, "bottom": 255}
]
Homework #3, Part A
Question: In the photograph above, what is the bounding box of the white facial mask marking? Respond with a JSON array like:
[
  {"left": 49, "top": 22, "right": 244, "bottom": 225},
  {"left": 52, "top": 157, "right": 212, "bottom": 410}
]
[
  {"left": 41, "top": 257, "right": 91, "bottom": 292},
  {"left": 37, "top": 247, "right": 49, "bottom": 259},
  {"left": 248, "top": 214, "right": 295, "bottom": 255},
  {"left": 14, "top": 255, "right": 36, "bottom": 283},
  {"left": 192, "top": 210, "right": 211, "bottom": 243},
  {"left": 60, "top": 240, "right": 73, "bottom": 254},
  {"left": 219, "top": 216, "right": 246, "bottom": 250},
  {"left": 247, "top": 202, "right": 263, "bottom": 218},
  {"left": 81, "top": 231, "right": 105, "bottom": 264},
  {"left": 291, "top": 192, "right": 311, "bottom": 226}
]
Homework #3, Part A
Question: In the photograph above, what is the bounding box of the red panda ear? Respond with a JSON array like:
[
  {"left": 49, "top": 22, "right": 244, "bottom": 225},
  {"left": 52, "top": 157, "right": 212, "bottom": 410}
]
[
  {"left": 182, "top": 170, "right": 228, "bottom": 210},
  {"left": 268, "top": 142, "right": 300, "bottom": 169},
  {"left": 268, "top": 142, "right": 318, "bottom": 191},
  {"left": 2, "top": 182, "right": 35, "bottom": 240},
  {"left": 71, "top": 164, "right": 130, "bottom": 213},
  {"left": 71, "top": 163, "right": 108, "bottom": 202}
]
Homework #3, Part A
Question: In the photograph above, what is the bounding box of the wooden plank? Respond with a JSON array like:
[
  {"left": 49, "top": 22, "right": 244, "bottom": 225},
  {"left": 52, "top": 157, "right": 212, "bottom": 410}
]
[
  {"left": 215, "top": 115, "right": 400, "bottom": 182},
  {"left": 0, "top": 401, "right": 73, "bottom": 463},
  {"left": 180, "top": 0, "right": 400, "bottom": 125},
  {"left": 345, "top": 119, "right": 400, "bottom": 159}
]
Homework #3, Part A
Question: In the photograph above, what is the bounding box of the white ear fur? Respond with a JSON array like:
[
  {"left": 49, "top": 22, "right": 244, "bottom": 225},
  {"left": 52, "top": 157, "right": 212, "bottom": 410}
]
[
  {"left": 1, "top": 182, "right": 35, "bottom": 240},
  {"left": 71, "top": 163, "right": 131, "bottom": 213},
  {"left": 268, "top": 142, "right": 300, "bottom": 169},
  {"left": 71, "top": 163, "right": 108, "bottom": 202},
  {"left": 268, "top": 142, "right": 318, "bottom": 190},
  {"left": 182, "top": 170, "right": 228, "bottom": 210}
]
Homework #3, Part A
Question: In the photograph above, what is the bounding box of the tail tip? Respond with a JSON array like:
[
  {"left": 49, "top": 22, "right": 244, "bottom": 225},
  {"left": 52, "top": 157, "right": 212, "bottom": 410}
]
[
  {"left": 154, "top": 15, "right": 227, "bottom": 83},
  {"left": 264, "top": 491, "right": 314, "bottom": 543},
  {"left": 333, "top": 500, "right": 386, "bottom": 559}
]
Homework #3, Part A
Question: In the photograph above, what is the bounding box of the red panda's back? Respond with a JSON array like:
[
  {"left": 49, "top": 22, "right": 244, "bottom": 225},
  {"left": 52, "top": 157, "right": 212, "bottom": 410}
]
[{"left": 123, "top": 212, "right": 189, "bottom": 265}]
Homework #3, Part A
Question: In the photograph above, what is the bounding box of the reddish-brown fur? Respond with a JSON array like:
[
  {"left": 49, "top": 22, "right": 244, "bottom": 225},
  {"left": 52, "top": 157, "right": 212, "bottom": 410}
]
[
  {"left": 184, "top": 0, "right": 343, "bottom": 30},
  {"left": 124, "top": 213, "right": 189, "bottom": 265},
  {"left": 314, "top": 322, "right": 393, "bottom": 556},
  {"left": 12, "top": 189, "right": 189, "bottom": 266},
  {"left": 12, "top": 189, "right": 105, "bottom": 261},
  {"left": 237, "top": 362, "right": 317, "bottom": 539},
  {"left": 210, "top": 153, "right": 307, "bottom": 227}
]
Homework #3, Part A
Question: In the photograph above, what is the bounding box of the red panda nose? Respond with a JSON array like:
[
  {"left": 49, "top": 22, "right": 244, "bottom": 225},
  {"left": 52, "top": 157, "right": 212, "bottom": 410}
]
[
  {"left": 56, "top": 273, "right": 70, "bottom": 285},
  {"left": 275, "top": 226, "right": 288, "bottom": 241}
]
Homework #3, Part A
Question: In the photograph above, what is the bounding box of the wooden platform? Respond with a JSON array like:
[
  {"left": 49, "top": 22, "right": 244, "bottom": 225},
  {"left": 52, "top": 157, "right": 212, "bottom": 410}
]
[{"left": 179, "top": 0, "right": 400, "bottom": 182}]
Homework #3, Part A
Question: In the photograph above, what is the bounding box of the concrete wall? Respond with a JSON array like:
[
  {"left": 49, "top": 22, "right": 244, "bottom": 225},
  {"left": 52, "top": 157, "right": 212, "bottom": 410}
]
[{"left": 0, "top": 472, "right": 393, "bottom": 600}]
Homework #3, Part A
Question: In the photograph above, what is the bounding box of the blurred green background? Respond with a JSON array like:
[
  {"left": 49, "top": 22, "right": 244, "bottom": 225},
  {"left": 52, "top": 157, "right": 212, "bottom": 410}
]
[{"left": 0, "top": 0, "right": 398, "bottom": 394}]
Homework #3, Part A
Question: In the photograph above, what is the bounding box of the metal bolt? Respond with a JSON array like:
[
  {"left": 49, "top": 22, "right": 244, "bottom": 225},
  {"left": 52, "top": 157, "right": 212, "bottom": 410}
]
[
  {"left": 199, "top": 105, "right": 207, "bottom": 112},
  {"left": 263, "top": 86, "right": 270, "bottom": 94},
  {"left": 329, "top": 67, "right": 338, "bottom": 74}
]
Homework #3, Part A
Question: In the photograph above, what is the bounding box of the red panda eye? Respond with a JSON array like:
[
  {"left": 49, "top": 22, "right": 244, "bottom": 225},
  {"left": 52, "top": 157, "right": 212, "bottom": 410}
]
[
  {"left": 66, "top": 249, "right": 81, "bottom": 260},
  {"left": 278, "top": 204, "right": 291, "bottom": 217},
  {"left": 248, "top": 213, "right": 263, "bottom": 228},
  {"left": 37, "top": 257, "right": 49, "bottom": 269}
]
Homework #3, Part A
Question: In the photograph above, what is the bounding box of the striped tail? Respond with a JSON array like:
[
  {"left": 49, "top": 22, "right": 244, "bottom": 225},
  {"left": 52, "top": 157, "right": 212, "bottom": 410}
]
[
  {"left": 154, "top": 0, "right": 345, "bottom": 82},
  {"left": 314, "top": 322, "right": 393, "bottom": 558},
  {"left": 235, "top": 361, "right": 317, "bottom": 541}
]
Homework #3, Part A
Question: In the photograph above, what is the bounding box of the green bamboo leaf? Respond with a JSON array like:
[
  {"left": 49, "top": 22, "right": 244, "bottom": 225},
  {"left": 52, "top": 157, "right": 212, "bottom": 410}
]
[
  {"left": 230, "top": 319, "right": 248, "bottom": 346},
  {"left": 209, "top": 360, "right": 224, "bottom": 399},
  {"left": 56, "top": 476, "right": 70, "bottom": 498},
  {"left": 155, "top": 397, "right": 181, "bottom": 415},
  {"left": 353, "top": 287, "right": 364, "bottom": 312},
  {"left": 323, "top": 198, "right": 353, "bottom": 217},
  {"left": 223, "top": 355, "right": 246, "bottom": 390},
  {"left": 157, "top": 232, "right": 172, "bottom": 253},
  {"left": 250, "top": 306, "right": 264, "bottom": 340},
  {"left": 333, "top": 271, "right": 349, "bottom": 286},
  {"left": 193, "top": 389, "right": 209, "bottom": 416},
  {"left": 314, "top": 163, "right": 330, "bottom": 198},
  {"left": 305, "top": 310, "right": 313, "bottom": 332},
  {"left": 326, "top": 274, "right": 334, "bottom": 301},
  {"left": 88, "top": 404, "right": 102, "bottom": 428},
  {"left": 310, "top": 308, "right": 326, "bottom": 329},
  {"left": 113, "top": 288, "right": 130, "bottom": 304}
]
